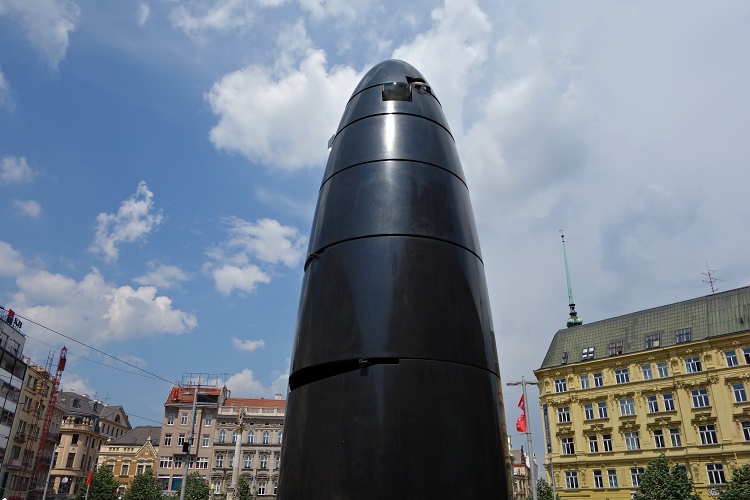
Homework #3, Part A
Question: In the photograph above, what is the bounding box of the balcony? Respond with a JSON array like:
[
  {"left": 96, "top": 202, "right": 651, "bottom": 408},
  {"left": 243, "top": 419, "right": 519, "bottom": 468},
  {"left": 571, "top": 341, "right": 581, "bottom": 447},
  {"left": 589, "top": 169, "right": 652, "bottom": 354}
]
[
  {"left": 5, "top": 459, "right": 22, "bottom": 469},
  {"left": 13, "top": 431, "right": 26, "bottom": 443}
]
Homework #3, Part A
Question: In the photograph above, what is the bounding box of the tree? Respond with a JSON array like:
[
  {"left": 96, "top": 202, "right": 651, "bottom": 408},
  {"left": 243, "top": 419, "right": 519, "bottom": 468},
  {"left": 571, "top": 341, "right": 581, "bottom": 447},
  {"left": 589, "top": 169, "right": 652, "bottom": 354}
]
[
  {"left": 536, "top": 479, "right": 560, "bottom": 500},
  {"left": 633, "top": 454, "right": 701, "bottom": 500},
  {"left": 235, "top": 477, "right": 255, "bottom": 500},
  {"left": 184, "top": 472, "right": 211, "bottom": 500},
  {"left": 75, "top": 466, "right": 119, "bottom": 500},
  {"left": 123, "top": 469, "right": 163, "bottom": 500},
  {"left": 718, "top": 463, "right": 750, "bottom": 500}
]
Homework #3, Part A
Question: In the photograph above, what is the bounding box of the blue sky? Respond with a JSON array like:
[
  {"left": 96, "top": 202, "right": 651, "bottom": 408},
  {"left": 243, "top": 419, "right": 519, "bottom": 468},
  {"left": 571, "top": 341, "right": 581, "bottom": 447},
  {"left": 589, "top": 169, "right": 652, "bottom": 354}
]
[{"left": 1, "top": 0, "right": 749, "bottom": 462}]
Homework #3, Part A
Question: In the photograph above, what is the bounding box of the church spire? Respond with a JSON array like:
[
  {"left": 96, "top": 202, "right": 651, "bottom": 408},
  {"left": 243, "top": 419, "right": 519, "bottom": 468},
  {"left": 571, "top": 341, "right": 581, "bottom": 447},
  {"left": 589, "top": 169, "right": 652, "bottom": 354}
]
[{"left": 561, "top": 230, "right": 583, "bottom": 328}]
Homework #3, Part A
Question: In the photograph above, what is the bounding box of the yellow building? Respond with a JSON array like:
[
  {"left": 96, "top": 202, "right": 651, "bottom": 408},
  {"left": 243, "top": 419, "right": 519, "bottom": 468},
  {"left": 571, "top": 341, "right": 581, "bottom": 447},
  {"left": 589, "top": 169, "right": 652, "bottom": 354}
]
[
  {"left": 534, "top": 286, "right": 750, "bottom": 499},
  {"left": 97, "top": 426, "right": 160, "bottom": 495}
]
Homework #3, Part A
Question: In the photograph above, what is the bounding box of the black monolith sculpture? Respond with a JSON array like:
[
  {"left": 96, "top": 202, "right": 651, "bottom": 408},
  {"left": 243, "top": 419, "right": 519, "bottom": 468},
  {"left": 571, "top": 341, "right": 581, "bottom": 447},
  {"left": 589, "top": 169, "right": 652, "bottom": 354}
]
[{"left": 278, "top": 59, "right": 513, "bottom": 499}]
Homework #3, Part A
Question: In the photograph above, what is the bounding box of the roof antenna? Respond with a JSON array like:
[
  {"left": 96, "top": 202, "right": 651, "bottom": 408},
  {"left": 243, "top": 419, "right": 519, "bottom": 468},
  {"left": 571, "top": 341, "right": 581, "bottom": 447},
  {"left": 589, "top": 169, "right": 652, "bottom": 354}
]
[
  {"left": 560, "top": 229, "right": 583, "bottom": 328},
  {"left": 702, "top": 259, "right": 721, "bottom": 294}
]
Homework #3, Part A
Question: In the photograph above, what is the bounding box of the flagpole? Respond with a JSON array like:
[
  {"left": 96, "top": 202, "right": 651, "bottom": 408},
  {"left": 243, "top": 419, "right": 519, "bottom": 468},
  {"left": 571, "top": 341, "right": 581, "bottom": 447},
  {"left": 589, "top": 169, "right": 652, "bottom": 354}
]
[{"left": 507, "top": 376, "right": 539, "bottom": 500}]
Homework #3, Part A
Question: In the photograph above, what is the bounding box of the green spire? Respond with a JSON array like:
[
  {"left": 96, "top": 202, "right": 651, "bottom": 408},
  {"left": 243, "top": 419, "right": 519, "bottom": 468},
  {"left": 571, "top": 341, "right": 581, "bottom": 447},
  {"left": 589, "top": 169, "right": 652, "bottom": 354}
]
[{"left": 561, "top": 231, "right": 583, "bottom": 328}]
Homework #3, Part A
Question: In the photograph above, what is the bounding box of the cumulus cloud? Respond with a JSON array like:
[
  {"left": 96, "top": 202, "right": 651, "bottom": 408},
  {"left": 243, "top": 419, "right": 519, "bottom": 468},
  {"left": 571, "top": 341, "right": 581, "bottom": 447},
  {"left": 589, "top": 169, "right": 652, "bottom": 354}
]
[
  {"left": 231, "top": 336, "right": 265, "bottom": 352},
  {"left": 90, "top": 181, "right": 164, "bottom": 262},
  {"left": 133, "top": 262, "right": 190, "bottom": 289},
  {"left": 204, "top": 217, "right": 306, "bottom": 296},
  {"left": 206, "top": 48, "right": 362, "bottom": 170},
  {"left": 12, "top": 268, "right": 198, "bottom": 344},
  {"left": 225, "top": 367, "right": 288, "bottom": 398},
  {"left": 169, "top": 0, "right": 256, "bottom": 35},
  {"left": 60, "top": 374, "right": 96, "bottom": 396},
  {"left": 1, "top": 156, "right": 37, "bottom": 183},
  {"left": 13, "top": 199, "right": 42, "bottom": 218},
  {"left": 299, "top": 0, "right": 360, "bottom": 21},
  {"left": 137, "top": 2, "right": 150, "bottom": 26},
  {"left": 0, "top": 0, "right": 80, "bottom": 69},
  {"left": 0, "top": 241, "right": 24, "bottom": 277}
]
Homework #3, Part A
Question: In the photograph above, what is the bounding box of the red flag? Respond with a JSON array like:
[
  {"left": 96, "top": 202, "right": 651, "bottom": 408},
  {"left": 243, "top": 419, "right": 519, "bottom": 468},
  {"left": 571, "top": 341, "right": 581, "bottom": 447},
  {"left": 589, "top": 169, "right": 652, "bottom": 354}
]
[
  {"left": 86, "top": 471, "right": 93, "bottom": 485},
  {"left": 516, "top": 412, "right": 527, "bottom": 432},
  {"left": 518, "top": 394, "right": 525, "bottom": 412}
]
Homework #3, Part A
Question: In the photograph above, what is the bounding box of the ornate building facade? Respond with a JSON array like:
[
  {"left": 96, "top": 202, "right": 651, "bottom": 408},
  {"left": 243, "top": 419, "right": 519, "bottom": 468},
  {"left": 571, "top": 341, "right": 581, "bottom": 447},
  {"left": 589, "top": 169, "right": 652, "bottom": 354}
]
[
  {"left": 534, "top": 286, "right": 750, "bottom": 499},
  {"left": 97, "top": 426, "right": 160, "bottom": 495}
]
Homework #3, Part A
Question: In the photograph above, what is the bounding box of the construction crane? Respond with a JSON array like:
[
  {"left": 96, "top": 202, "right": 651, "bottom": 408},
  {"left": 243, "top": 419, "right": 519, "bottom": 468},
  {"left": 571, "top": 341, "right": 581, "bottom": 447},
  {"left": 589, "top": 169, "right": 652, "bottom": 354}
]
[{"left": 32, "top": 347, "right": 67, "bottom": 491}]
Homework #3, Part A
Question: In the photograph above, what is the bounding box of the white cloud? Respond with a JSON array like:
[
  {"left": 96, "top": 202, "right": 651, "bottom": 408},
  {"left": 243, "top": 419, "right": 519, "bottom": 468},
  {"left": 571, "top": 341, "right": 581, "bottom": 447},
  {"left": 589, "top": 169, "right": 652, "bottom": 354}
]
[
  {"left": 203, "top": 217, "right": 305, "bottom": 296},
  {"left": 0, "top": 0, "right": 80, "bottom": 69},
  {"left": 206, "top": 49, "right": 363, "bottom": 170},
  {"left": 0, "top": 66, "right": 11, "bottom": 109},
  {"left": 1, "top": 156, "right": 36, "bottom": 183},
  {"left": 392, "top": 0, "right": 491, "bottom": 137},
  {"left": 137, "top": 2, "right": 151, "bottom": 26},
  {"left": 90, "top": 181, "right": 164, "bottom": 262},
  {"left": 60, "top": 374, "right": 95, "bottom": 396},
  {"left": 299, "top": 0, "right": 360, "bottom": 21},
  {"left": 133, "top": 262, "right": 190, "bottom": 289},
  {"left": 0, "top": 241, "right": 24, "bottom": 277},
  {"left": 225, "top": 367, "right": 288, "bottom": 398},
  {"left": 12, "top": 268, "right": 198, "bottom": 345},
  {"left": 231, "top": 336, "right": 265, "bottom": 352},
  {"left": 13, "top": 199, "right": 42, "bottom": 218},
  {"left": 169, "top": 0, "right": 256, "bottom": 35}
]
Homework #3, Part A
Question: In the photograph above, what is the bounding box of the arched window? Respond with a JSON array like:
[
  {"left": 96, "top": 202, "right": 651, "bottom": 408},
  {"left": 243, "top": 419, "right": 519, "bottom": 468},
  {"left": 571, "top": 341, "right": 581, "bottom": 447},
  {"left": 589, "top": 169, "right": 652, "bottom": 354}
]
[
  {"left": 247, "top": 431, "right": 254, "bottom": 444},
  {"left": 115, "top": 415, "right": 121, "bottom": 423},
  {"left": 219, "top": 430, "right": 226, "bottom": 443},
  {"left": 263, "top": 431, "right": 269, "bottom": 444}
]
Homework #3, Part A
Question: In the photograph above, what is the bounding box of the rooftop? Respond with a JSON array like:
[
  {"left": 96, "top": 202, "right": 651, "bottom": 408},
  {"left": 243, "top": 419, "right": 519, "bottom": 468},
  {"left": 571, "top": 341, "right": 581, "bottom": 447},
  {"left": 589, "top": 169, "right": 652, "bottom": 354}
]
[
  {"left": 224, "top": 397, "right": 286, "bottom": 409},
  {"left": 108, "top": 425, "right": 160, "bottom": 446},
  {"left": 538, "top": 285, "right": 750, "bottom": 370}
]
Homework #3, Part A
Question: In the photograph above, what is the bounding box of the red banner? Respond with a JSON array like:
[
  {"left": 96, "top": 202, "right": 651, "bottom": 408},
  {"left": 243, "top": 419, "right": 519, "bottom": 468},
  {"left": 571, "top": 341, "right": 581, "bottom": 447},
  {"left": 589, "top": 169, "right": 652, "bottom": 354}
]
[
  {"left": 516, "top": 412, "right": 526, "bottom": 433},
  {"left": 86, "top": 471, "right": 93, "bottom": 485}
]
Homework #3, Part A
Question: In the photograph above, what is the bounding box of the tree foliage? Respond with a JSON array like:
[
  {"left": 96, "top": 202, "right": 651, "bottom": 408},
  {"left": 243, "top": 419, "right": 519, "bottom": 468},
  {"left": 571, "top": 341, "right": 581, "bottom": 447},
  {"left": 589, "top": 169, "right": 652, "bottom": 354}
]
[
  {"left": 536, "top": 479, "right": 559, "bottom": 500},
  {"left": 184, "top": 472, "right": 211, "bottom": 500},
  {"left": 632, "top": 454, "right": 701, "bottom": 500},
  {"left": 235, "top": 478, "right": 255, "bottom": 500},
  {"left": 75, "top": 466, "right": 120, "bottom": 500},
  {"left": 123, "top": 469, "right": 163, "bottom": 500},
  {"left": 718, "top": 464, "right": 750, "bottom": 500}
]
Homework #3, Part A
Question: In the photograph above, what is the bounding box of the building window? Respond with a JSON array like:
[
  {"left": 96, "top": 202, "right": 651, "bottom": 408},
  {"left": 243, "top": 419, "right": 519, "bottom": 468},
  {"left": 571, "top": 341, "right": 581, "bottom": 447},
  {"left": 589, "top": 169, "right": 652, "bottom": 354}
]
[
  {"left": 247, "top": 431, "right": 254, "bottom": 443},
  {"left": 593, "top": 372, "right": 604, "bottom": 387},
  {"left": 260, "top": 454, "right": 269, "bottom": 468},
  {"left": 642, "top": 365, "right": 653, "bottom": 380},
  {"left": 744, "top": 347, "right": 750, "bottom": 364},
  {"left": 215, "top": 455, "right": 223, "bottom": 468},
  {"left": 196, "top": 457, "right": 208, "bottom": 469},
  {"left": 565, "top": 471, "right": 578, "bottom": 489},
  {"left": 557, "top": 407, "right": 571, "bottom": 423},
  {"left": 685, "top": 356, "right": 702, "bottom": 373},
  {"left": 121, "top": 463, "right": 129, "bottom": 476},
  {"left": 164, "top": 434, "right": 172, "bottom": 446},
  {"left": 561, "top": 351, "right": 568, "bottom": 364},
  {"left": 624, "top": 431, "right": 640, "bottom": 450},
  {"left": 692, "top": 388, "right": 710, "bottom": 408},
  {"left": 733, "top": 383, "right": 747, "bottom": 402},
  {"left": 588, "top": 435, "right": 598, "bottom": 453},
  {"left": 66, "top": 452, "right": 75, "bottom": 467},
  {"left": 167, "top": 413, "right": 175, "bottom": 425},
  {"left": 742, "top": 421, "right": 750, "bottom": 441},
  {"left": 561, "top": 437, "right": 575, "bottom": 455},
  {"left": 245, "top": 454, "right": 252, "bottom": 468},
  {"left": 204, "top": 414, "right": 212, "bottom": 426},
  {"left": 137, "top": 464, "right": 145, "bottom": 475},
  {"left": 159, "top": 456, "right": 172, "bottom": 469},
  {"left": 275, "top": 454, "right": 280, "bottom": 469},
  {"left": 608, "top": 469, "right": 618, "bottom": 488},
  {"left": 213, "top": 481, "right": 221, "bottom": 494},
  {"left": 584, "top": 403, "right": 594, "bottom": 420},
  {"left": 664, "top": 393, "right": 675, "bottom": 411},
  {"left": 645, "top": 333, "right": 660, "bottom": 348},
  {"left": 675, "top": 327, "right": 692, "bottom": 343},
  {"left": 631, "top": 467, "right": 645, "bottom": 487},
  {"left": 232, "top": 431, "right": 238, "bottom": 443},
  {"left": 219, "top": 430, "right": 226, "bottom": 443},
  {"left": 177, "top": 434, "right": 185, "bottom": 446},
  {"left": 593, "top": 470, "right": 603, "bottom": 488},
  {"left": 602, "top": 434, "right": 612, "bottom": 452},
  {"left": 670, "top": 428, "right": 682, "bottom": 447},
  {"left": 707, "top": 464, "right": 726, "bottom": 485},
  {"left": 180, "top": 413, "right": 188, "bottom": 425},
  {"left": 726, "top": 350, "right": 738, "bottom": 367},
  {"left": 174, "top": 456, "right": 183, "bottom": 469},
  {"left": 258, "top": 482, "right": 266, "bottom": 495},
  {"left": 229, "top": 454, "right": 234, "bottom": 467},
  {"left": 597, "top": 402, "right": 608, "bottom": 419},
  {"left": 654, "top": 429, "right": 665, "bottom": 448},
  {"left": 202, "top": 434, "right": 209, "bottom": 447},
  {"left": 554, "top": 378, "right": 567, "bottom": 393},
  {"left": 647, "top": 395, "right": 659, "bottom": 413},
  {"left": 620, "top": 398, "right": 635, "bottom": 416},
  {"left": 657, "top": 362, "right": 669, "bottom": 378},
  {"left": 609, "top": 340, "right": 624, "bottom": 356},
  {"left": 263, "top": 431, "right": 270, "bottom": 444},
  {"left": 580, "top": 375, "right": 590, "bottom": 390},
  {"left": 615, "top": 368, "right": 630, "bottom": 384},
  {"left": 277, "top": 431, "right": 283, "bottom": 444},
  {"left": 699, "top": 424, "right": 718, "bottom": 445},
  {"left": 581, "top": 347, "right": 594, "bottom": 360}
]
